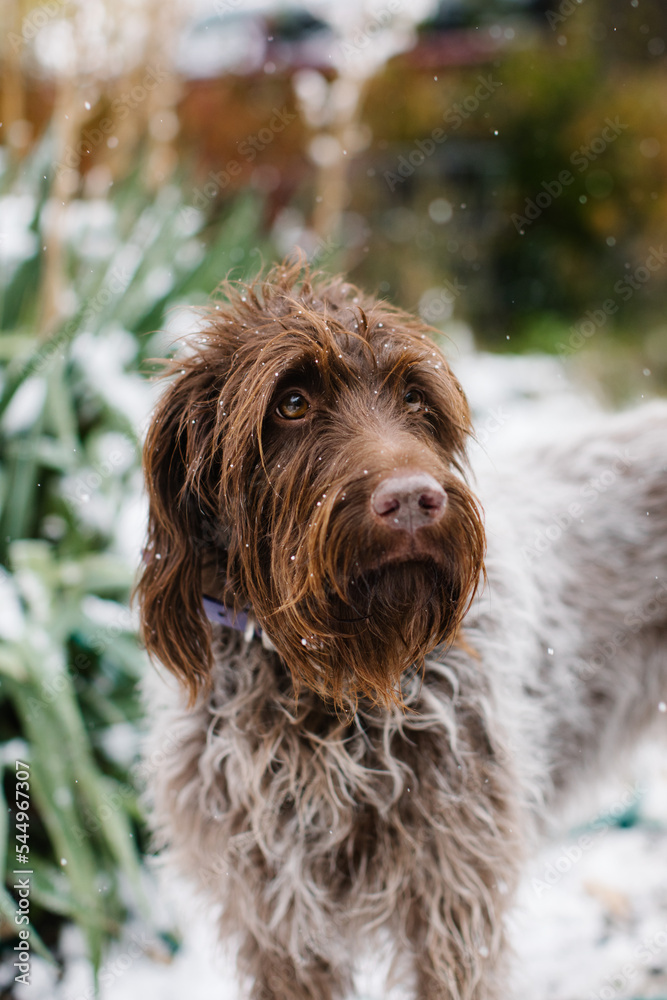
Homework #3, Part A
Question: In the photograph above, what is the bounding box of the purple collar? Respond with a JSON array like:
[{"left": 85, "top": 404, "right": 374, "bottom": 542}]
[{"left": 202, "top": 594, "right": 260, "bottom": 638}]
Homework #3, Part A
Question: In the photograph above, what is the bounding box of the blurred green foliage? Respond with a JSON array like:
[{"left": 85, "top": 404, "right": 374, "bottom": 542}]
[
  {"left": 0, "top": 137, "right": 270, "bottom": 976},
  {"left": 347, "top": 0, "right": 667, "bottom": 384}
]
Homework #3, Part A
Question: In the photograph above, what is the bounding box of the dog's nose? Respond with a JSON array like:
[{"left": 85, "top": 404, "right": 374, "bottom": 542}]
[{"left": 370, "top": 473, "right": 446, "bottom": 532}]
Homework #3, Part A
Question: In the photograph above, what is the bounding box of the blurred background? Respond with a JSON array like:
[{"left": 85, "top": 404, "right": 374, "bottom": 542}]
[{"left": 1, "top": 0, "right": 667, "bottom": 997}]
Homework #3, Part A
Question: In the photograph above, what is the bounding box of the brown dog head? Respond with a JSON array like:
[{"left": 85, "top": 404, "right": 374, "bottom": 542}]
[{"left": 137, "top": 259, "right": 485, "bottom": 710}]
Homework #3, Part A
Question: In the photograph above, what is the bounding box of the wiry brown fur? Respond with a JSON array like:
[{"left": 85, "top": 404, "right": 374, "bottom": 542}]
[{"left": 138, "top": 259, "right": 484, "bottom": 712}]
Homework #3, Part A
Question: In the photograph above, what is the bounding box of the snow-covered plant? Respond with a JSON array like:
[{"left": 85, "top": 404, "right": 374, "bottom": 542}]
[{"left": 0, "top": 137, "right": 269, "bottom": 977}]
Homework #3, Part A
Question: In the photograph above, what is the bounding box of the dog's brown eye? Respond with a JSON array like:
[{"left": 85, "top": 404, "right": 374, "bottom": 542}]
[
  {"left": 277, "top": 392, "right": 309, "bottom": 420},
  {"left": 404, "top": 388, "right": 425, "bottom": 412}
]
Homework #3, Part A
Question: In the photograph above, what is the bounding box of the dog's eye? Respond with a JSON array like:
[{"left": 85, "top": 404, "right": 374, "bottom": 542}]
[
  {"left": 277, "top": 392, "right": 310, "bottom": 420},
  {"left": 403, "top": 388, "right": 425, "bottom": 412}
]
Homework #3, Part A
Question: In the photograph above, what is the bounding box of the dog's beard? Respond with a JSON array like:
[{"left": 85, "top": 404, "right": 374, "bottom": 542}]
[
  {"left": 239, "top": 482, "right": 485, "bottom": 711},
  {"left": 322, "top": 559, "right": 462, "bottom": 704}
]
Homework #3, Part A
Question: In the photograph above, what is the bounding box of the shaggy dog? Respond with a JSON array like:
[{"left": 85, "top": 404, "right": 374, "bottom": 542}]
[{"left": 138, "top": 261, "right": 667, "bottom": 999}]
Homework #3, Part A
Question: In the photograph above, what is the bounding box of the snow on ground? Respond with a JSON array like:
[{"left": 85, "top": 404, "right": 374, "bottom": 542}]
[
  {"left": 512, "top": 743, "right": 667, "bottom": 1000},
  {"left": 6, "top": 349, "right": 666, "bottom": 999}
]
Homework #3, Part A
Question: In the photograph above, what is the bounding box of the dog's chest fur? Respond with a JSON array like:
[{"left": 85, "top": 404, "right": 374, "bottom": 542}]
[{"left": 147, "top": 621, "right": 523, "bottom": 953}]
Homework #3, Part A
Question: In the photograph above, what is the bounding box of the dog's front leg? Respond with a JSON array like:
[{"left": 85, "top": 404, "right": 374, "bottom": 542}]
[
  {"left": 247, "top": 946, "right": 348, "bottom": 1000},
  {"left": 405, "top": 888, "right": 512, "bottom": 1000},
  {"left": 411, "top": 946, "right": 503, "bottom": 1000},
  {"left": 413, "top": 947, "right": 507, "bottom": 1000}
]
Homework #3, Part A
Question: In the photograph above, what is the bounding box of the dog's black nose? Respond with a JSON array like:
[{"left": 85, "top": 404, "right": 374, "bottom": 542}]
[{"left": 371, "top": 473, "right": 446, "bottom": 532}]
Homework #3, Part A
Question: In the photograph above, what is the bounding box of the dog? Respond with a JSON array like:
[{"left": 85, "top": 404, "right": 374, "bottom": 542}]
[{"left": 138, "top": 260, "right": 667, "bottom": 999}]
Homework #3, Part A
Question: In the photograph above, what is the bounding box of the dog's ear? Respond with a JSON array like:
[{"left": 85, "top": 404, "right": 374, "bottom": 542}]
[{"left": 136, "top": 360, "right": 223, "bottom": 702}]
